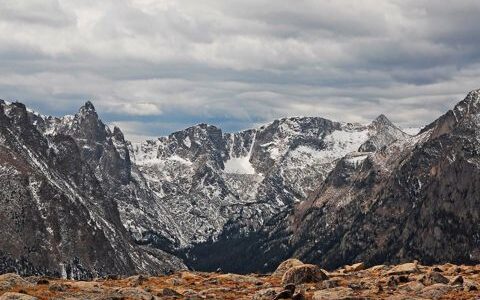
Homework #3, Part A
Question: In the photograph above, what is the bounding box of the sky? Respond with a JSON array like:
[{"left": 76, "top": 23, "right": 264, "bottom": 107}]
[{"left": 1, "top": 0, "right": 480, "bottom": 141}]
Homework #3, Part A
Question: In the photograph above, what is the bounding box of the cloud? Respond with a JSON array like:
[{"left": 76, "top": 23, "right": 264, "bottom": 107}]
[
  {"left": 109, "top": 102, "right": 162, "bottom": 116},
  {"left": 0, "top": 0, "right": 479, "bottom": 140}
]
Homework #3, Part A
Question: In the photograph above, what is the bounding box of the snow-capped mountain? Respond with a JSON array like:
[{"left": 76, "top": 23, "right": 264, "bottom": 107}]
[
  {"left": 202, "top": 89, "right": 480, "bottom": 274},
  {"left": 0, "top": 96, "right": 411, "bottom": 277},
  {"left": 126, "top": 114, "right": 410, "bottom": 252}
]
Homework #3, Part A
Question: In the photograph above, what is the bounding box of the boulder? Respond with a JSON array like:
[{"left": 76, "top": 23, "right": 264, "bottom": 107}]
[
  {"left": 419, "top": 283, "right": 453, "bottom": 299},
  {"left": 0, "top": 274, "right": 32, "bottom": 291},
  {"left": 444, "top": 266, "right": 462, "bottom": 276},
  {"left": 419, "top": 271, "right": 449, "bottom": 285},
  {"left": 160, "top": 287, "right": 182, "bottom": 297},
  {"left": 281, "top": 264, "right": 328, "bottom": 285},
  {"left": 292, "top": 291, "right": 306, "bottom": 300},
  {"left": 386, "top": 262, "right": 420, "bottom": 276},
  {"left": 273, "top": 289, "right": 293, "bottom": 300},
  {"left": 449, "top": 275, "right": 463, "bottom": 286},
  {"left": 253, "top": 288, "right": 282, "bottom": 300},
  {"left": 344, "top": 262, "right": 365, "bottom": 273},
  {"left": 273, "top": 259, "right": 304, "bottom": 277},
  {"left": 273, "top": 284, "right": 296, "bottom": 300},
  {"left": 386, "top": 275, "right": 409, "bottom": 288},
  {"left": 313, "top": 287, "right": 354, "bottom": 300},
  {"left": 322, "top": 279, "right": 340, "bottom": 289},
  {"left": 397, "top": 281, "right": 425, "bottom": 293},
  {"left": 35, "top": 279, "right": 49, "bottom": 285},
  {"left": 368, "top": 265, "right": 388, "bottom": 272},
  {"left": 0, "top": 293, "right": 38, "bottom": 300},
  {"left": 463, "top": 279, "right": 479, "bottom": 292}
]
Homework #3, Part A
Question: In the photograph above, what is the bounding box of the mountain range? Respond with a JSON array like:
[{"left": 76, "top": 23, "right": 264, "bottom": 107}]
[{"left": 1, "top": 89, "right": 479, "bottom": 279}]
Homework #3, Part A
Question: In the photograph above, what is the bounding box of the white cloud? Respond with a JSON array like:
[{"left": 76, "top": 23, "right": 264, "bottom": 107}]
[
  {"left": 0, "top": 0, "right": 479, "bottom": 141},
  {"left": 111, "top": 102, "right": 162, "bottom": 116}
]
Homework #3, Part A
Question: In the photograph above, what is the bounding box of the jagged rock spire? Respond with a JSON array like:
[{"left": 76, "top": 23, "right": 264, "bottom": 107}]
[
  {"left": 83, "top": 100, "right": 96, "bottom": 111},
  {"left": 79, "top": 101, "right": 97, "bottom": 118},
  {"left": 373, "top": 114, "right": 393, "bottom": 126},
  {"left": 113, "top": 126, "right": 125, "bottom": 142}
]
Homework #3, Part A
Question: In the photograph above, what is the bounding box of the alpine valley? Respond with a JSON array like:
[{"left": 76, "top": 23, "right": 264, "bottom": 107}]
[{"left": 1, "top": 89, "right": 480, "bottom": 280}]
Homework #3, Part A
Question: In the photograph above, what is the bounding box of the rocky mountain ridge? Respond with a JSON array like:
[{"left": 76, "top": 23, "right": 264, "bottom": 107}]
[
  {"left": 0, "top": 100, "right": 185, "bottom": 279},
  {"left": 3, "top": 89, "right": 480, "bottom": 279},
  {"left": 0, "top": 96, "right": 410, "bottom": 277},
  {"left": 204, "top": 89, "right": 480, "bottom": 274},
  {"left": 127, "top": 114, "right": 410, "bottom": 250}
]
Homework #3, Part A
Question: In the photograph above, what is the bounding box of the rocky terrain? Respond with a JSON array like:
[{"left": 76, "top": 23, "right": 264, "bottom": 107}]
[{"left": 0, "top": 259, "right": 479, "bottom": 299}]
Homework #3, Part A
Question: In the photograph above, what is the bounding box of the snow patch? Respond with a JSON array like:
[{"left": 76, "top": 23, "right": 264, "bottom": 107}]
[
  {"left": 224, "top": 156, "right": 256, "bottom": 174},
  {"left": 224, "top": 132, "right": 256, "bottom": 174},
  {"left": 402, "top": 127, "right": 422, "bottom": 136},
  {"left": 325, "top": 128, "right": 369, "bottom": 154},
  {"left": 169, "top": 155, "right": 192, "bottom": 165},
  {"left": 183, "top": 136, "right": 191, "bottom": 148},
  {"left": 345, "top": 153, "right": 368, "bottom": 167}
]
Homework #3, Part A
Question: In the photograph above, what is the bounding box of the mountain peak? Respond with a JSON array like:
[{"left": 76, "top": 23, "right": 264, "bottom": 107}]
[
  {"left": 372, "top": 114, "right": 393, "bottom": 126},
  {"left": 113, "top": 126, "right": 125, "bottom": 141},
  {"left": 79, "top": 101, "right": 96, "bottom": 115},
  {"left": 453, "top": 88, "right": 480, "bottom": 117}
]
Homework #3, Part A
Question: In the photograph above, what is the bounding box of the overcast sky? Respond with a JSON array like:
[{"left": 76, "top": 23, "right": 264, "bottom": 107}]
[{"left": 1, "top": 0, "right": 480, "bottom": 141}]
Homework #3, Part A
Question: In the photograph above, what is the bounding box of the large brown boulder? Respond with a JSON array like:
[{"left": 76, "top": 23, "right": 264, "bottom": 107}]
[
  {"left": 281, "top": 264, "right": 328, "bottom": 285},
  {"left": 273, "top": 258, "right": 304, "bottom": 277}
]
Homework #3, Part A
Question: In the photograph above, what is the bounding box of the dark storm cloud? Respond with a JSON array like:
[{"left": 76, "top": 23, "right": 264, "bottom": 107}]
[{"left": 0, "top": 0, "right": 479, "bottom": 139}]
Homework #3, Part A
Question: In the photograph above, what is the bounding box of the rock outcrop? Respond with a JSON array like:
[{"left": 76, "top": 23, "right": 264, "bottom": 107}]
[{"left": 281, "top": 264, "right": 328, "bottom": 285}]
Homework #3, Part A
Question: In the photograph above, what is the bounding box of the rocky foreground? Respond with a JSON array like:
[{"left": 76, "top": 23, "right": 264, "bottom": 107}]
[{"left": 0, "top": 259, "right": 479, "bottom": 299}]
